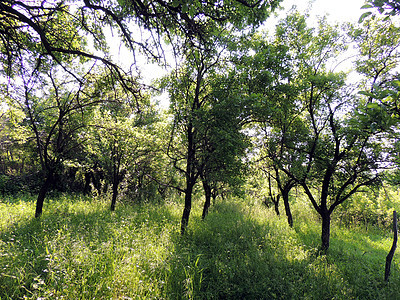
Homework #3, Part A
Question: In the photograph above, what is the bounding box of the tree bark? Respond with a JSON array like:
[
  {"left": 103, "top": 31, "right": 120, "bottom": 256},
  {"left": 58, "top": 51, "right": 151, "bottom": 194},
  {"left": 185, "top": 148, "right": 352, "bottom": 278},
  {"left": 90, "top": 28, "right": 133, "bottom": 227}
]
[
  {"left": 83, "top": 172, "right": 92, "bottom": 195},
  {"left": 202, "top": 179, "right": 211, "bottom": 220},
  {"left": 282, "top": 190, "right": 293, "bottom": 228},
  {"left": 273, "top": 195, "right": 280, "bottom": 216},
  {"left": 35, "top": 171, "right": 54, "bottom": 218},
  {"left": 110, "top": 179, "right": 119, "bottom": 211},
  {"left": 385, "top": 211, "right": 398, "bottom": 282},
  {"left": 181, "top": 183, "right": 194, "bottom": 235},
  {"left": 321, "top": 211, "right": 331, "bottom": 253},
  {"left": 181, "top": 118, "right": 196, "bottom": 235}
]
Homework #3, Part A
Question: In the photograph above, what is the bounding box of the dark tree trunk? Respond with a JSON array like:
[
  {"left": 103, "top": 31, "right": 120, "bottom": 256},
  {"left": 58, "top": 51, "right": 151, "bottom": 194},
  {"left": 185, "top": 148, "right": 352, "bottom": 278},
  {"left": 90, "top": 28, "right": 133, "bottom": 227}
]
[
  {"left": 92, "top": 172, "right": 103, "bottom": 195},
  {"left": 385, "top": 211, "right": 398, "bottom": 282},
  {"left": 181, "top": 183, "right": 194, "bottom": 235},
  {"left": 35, "top": 171, "right": 54, "bottom": 218},
  {"left": 110, "top": 143, "right": 122, "bottom": 211},
  {"left": 110, "top": 179, "right": 119, "bottom": 211},
  {"left": 181, "top": 118, "right": 197, "bottom": 235},
  {"left": 267, "top": 172, "right": 280, "bottom": 216},
  {"left": 282, "top": 189, "right": 293, "bottom": 228},
  {"left": 211, "top": 189, "right": 217, "bottom": 206},
  {"left": 83, "top": 172, "right": 91, "bottom": 195},
  {"left": 321, "top": 210, "right": 331, "bottom": 253},
  {"left": 202, "top": 179, "right": 211, "bottom": 220},
  {"left": 273, "top": 195, "right": 280, "bottom": 216},
  {"left": 110, "top": 162, "right": 120, "bottom": 211}
]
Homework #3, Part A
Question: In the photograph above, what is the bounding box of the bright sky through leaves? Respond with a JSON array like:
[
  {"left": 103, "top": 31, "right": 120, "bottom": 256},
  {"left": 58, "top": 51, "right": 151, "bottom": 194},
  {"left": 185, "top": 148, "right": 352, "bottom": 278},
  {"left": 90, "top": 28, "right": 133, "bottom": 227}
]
[{"left": 279, "top": 0, "right": 366, "bottom": 23}]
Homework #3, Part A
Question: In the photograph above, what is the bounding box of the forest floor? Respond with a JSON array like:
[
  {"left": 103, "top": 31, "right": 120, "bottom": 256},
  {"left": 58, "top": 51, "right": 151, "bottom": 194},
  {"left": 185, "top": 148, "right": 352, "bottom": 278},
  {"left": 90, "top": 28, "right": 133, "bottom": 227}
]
[{"left": 1, "top": 193, "right": 400, "bottom": 299}]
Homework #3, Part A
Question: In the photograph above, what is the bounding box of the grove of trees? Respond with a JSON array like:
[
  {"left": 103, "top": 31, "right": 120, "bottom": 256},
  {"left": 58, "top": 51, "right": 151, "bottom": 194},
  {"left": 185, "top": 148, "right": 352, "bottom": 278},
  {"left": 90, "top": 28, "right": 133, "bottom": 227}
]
[{"left": 1, "top": 0, "right": 400, "bottom": 253}]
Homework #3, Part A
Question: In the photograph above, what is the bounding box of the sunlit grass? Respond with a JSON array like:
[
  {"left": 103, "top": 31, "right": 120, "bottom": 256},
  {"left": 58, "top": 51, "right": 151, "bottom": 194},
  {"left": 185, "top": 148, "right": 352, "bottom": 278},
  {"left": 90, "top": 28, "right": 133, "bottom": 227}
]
[{"left": 1, "top": 194, "right": 400, "bottom": 299}]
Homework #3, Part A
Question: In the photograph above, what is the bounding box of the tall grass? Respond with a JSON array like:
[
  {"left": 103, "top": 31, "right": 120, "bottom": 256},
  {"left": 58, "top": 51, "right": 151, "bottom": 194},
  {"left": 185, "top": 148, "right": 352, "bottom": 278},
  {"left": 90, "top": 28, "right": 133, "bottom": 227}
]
[{"left": 1, "top": 193, "right": 399, "bottom": 299}]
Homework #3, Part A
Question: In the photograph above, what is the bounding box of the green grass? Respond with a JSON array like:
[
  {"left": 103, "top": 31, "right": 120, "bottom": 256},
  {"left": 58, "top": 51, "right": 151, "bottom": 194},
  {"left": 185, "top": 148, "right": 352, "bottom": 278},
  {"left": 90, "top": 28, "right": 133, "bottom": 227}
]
[{"left": 1, "top": 194, "right": 400, "bottom": 299}]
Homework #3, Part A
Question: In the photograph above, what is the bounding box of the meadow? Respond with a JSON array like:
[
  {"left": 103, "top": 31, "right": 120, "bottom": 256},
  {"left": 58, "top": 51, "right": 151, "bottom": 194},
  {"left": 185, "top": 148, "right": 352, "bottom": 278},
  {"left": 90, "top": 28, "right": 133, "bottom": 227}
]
[{"left": 1, "top": 193, "right": 400, "bottom": 299}]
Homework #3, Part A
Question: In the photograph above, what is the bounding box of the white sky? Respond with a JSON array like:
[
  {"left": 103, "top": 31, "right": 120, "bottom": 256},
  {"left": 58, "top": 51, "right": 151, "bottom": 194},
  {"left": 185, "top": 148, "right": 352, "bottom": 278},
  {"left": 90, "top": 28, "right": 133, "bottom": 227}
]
[{"left": 275, "top": 0, "right": 366, "bottom": 23}]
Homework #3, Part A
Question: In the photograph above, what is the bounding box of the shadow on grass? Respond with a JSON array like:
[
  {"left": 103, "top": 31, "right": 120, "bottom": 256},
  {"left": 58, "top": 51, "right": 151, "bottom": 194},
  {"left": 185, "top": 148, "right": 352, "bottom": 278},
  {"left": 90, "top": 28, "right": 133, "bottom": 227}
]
[
  {"left": 163, "top": 200, "right": 320, "bottom": 299},
  {"left": 2, "top": 195, "right": 400, "bottom": 299},
  {"left": 0, "top": 195, "right": 178, "bottom": 299},
  {"left": 293, "top": 217, "right": 400, "bottom": 299},
  {"left": 164, "top": 200, "right": 400, "bottom": 299}
]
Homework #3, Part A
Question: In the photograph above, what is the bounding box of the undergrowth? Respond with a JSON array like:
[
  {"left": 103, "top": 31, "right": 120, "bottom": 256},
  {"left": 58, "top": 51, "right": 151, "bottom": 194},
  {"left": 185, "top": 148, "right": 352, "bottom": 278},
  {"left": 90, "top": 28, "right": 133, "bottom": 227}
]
[{"left": 0, "top": 194, "right": 399, "bottom": 299}]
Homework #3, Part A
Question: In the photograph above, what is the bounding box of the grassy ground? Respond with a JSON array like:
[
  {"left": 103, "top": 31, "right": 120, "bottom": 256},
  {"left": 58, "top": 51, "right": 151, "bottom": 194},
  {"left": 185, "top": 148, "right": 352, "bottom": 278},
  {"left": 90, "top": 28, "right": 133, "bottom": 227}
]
[{"left": 1, "top": 193, "right": 399, "bottom": 299}]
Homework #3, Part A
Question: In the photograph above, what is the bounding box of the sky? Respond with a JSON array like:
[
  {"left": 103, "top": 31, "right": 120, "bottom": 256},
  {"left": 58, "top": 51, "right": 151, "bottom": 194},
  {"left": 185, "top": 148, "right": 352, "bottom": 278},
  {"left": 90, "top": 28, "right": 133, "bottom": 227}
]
[{"left": 274, "top": 0, "right": 366, "bottom": 24}]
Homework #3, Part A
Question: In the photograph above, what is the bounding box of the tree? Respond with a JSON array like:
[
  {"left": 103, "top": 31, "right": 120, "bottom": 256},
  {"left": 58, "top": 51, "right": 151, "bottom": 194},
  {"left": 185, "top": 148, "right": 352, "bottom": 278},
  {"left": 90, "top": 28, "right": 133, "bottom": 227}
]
[
  {"left": 4, "top": 57, "right": 121, "bottom": 217},
  {"left": 196, "top": 81, "right": 250, "bottom": 219},
  {"left": 163, "top": 17, "right": 272, "bottom": 234},
  {"left": 86, "top": 97, "right": 163, "bottom": 210},
  {"left": 352, "top": 17, "right": 400, "bottom": 184},
  {"left": 223, "top": 31, "right": 297, "bottom": 226},
  {"left": 256, "top": 157, "right": 297, "bottom": 227},
  {"left": 268, "top": 12, "right": 397, "bottom": 252},
  {"left": 89, "top": 111, "right": 134, "bottom": 211},
  {"left": 164, "top": 45, "right": 221, "bottom": 234},
  {"left": 0, "top": 0, "right": 281, "bottom": 92}
]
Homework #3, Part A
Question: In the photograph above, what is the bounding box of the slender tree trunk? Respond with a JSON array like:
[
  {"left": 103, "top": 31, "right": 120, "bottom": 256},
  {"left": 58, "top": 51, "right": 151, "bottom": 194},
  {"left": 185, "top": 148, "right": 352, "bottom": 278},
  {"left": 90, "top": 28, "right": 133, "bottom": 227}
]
[
  {"left": 181, "top": 183, "right": 194, "bottom": 235},
  {"left": 110, "top": 143, "right": 122, "bottom": 211},
  {"left": 385, "top": 211, "right": 398, "bottom": 282},
  {"left": 110, "top": 161, "right": 120, "bottom": 211},
  {"left": 202, "top": 179, "right": 211, "bottom": 220},
  {"left": 110, "top": 179, "right": 119, "bottom": 211},
  {"left": 181, "top": 119, "right": 196, "bottom": 235},
  {"left": 268, "top": 172, "right": 280, "bottom": 216},
  {"left": 35, "top": 171, "right": 54, "bottom": 218},
  {"left": 83, "top": 172, "right": 91, "bottom": 195},
  {"left": 282, "top": 189, "right": 293, "bottom": 228},
  {"left": 273, "top": 195, "right": 280, "bottom": 216},
  {"left": 321, "top": 210, "right": 331, "bottom": 253}
]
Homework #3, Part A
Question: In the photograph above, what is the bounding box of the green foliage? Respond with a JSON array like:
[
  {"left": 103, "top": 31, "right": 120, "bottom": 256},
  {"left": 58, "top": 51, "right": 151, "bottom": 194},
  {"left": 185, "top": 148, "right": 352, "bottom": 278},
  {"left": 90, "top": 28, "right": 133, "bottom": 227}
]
[
  {"left": 335, "top": 186, "right": 400, "bottom": 230},
  {"left": 360, "top": 0, "right": 400, "bottom": 22}
]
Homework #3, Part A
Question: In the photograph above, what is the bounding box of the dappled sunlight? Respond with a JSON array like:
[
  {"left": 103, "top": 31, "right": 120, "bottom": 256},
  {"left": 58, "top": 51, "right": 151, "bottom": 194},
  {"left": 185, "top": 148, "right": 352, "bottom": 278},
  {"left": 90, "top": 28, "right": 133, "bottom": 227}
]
[{"left": 2, "top": 194, "right": 400, "bottom": 298}]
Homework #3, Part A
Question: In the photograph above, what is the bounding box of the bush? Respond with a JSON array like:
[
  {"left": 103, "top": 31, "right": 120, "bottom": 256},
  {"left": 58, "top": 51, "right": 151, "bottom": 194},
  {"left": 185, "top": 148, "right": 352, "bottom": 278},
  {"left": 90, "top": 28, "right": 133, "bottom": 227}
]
[{"left": 335, "top": 186, "right": 400, "bottom": 230}]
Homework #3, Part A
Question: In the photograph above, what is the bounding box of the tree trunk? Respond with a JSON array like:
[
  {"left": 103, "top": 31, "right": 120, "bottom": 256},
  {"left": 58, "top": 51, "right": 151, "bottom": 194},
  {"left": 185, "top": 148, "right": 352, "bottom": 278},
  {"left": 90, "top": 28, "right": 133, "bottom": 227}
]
[
  {"left": 110, "top": 164, "right": 120, "bottom": 211},
  {"left": 273, "top": 195, "right": 280, "bottom": 216},
  {"left": 181, "top": 183, "right": 194, "bottom": 235},
  {"left": 385, "top": 211, "right": 398, "bottom": 282},
  {"left": 110, "top": 148, "right": 121, "bottom": 211},
  {"left": 110, "top": 179, "right": 119, "bottom": 211},
  {"left": 35, "top": 171, "right": 54, "bottom": 218},
  {"left": 83, "top": 172, "right": 91, "bottom": 195},
  {"left": 282, "top": 190, "right": 293, "bottom": 228},
  {"left": 181, "top": 118, "right": 196, "bottom": 235},
  {"left": 202, "top": 179, "right": 211, "bottom": 220},
  {"left": 321, "top": 211, "right": 331, "bottom": 253}
]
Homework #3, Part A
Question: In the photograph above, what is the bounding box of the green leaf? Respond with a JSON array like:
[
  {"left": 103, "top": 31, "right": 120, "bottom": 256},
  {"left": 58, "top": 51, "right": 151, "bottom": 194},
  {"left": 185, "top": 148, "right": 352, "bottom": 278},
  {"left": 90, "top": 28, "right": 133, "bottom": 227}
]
[
  {"left": 359, "top": 11, "right": 372, "bottom": 23},
  {"left": 358, "top": 90, "right": 373, "bottom": 97},
  {"left": 391, "top": 80, "right": 400, "bottom": 88},
  {"left": 361, "top": 4, "right": 373, "bottom": 9},
  {"left": 367, "top": 102, "right": 380, "bottom": 109}
]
